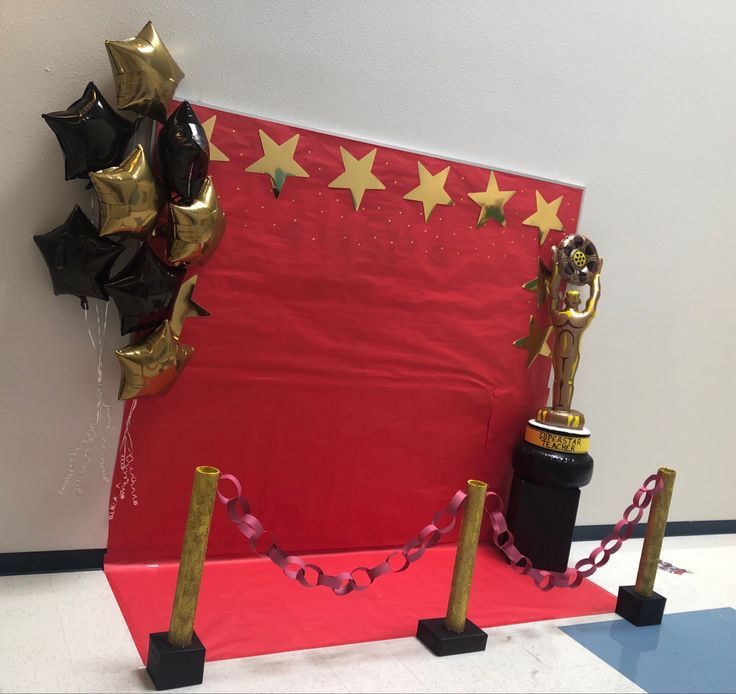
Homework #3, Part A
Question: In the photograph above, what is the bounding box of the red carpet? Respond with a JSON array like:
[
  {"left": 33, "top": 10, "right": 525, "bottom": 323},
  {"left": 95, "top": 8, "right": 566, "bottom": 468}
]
[{"left": 105, "top": 544, "right": 615, "bottom": 663}]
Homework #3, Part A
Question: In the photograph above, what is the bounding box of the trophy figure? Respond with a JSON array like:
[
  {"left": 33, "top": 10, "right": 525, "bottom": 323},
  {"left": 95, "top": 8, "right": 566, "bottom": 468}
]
[{"left": 506, "top": 235, "right": 603, "bottom": 571}]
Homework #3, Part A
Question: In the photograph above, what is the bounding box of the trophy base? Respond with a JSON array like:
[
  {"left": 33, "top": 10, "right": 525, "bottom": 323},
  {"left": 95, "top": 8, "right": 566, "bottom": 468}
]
[
  {"left": 537, "top": 407, "right": 586, "bottom": 430},
  {"left": 506, "top": 475, "right": 580, "bottom": 572},
  {"left": 518, "top": 420, "right": 593, "bottom": 488},
  {"left": 505, "top": 419, "right": 594, "bottom": 571}
]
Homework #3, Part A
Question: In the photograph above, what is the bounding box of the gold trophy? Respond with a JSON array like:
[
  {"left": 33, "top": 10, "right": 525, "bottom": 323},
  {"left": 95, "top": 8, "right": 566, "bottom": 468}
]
[
  {"left": 507, "top": 235, "right": 603, "bottom": 571},
  {"left": 533, "top": 235, "right": 602, "bottom": 438}
]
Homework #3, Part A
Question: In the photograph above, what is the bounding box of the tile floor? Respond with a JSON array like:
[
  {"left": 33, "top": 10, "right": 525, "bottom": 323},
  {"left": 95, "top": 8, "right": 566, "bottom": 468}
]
[{"left": 0, "top": 534, "right": 734, "bottom": 693}]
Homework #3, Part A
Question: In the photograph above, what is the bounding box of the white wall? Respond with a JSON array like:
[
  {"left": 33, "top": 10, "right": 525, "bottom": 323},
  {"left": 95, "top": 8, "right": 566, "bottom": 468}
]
[{"left": 1, "top": 1, "right": 734, "bottom": 553}]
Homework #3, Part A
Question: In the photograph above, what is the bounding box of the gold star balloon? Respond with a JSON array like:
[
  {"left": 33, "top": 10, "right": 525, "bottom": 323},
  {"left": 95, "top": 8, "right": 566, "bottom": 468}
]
[
  {"left": 105, "top": 21, "right": 184, "bottom": 121},
  {"left": 522, "top": 191, "right": 564, "bottom": 245},
  {"left": 115, "top": 321, "right": 194, "bottom": 400},
  {"left": 328, "top": 147, "right": 385, "bottom": 210},
  {"left": 201, "top": 116, "right": 230, "bottom": 162},
  {"left": 245, "top": 129, "right": 309, "bottom": 197},
  {"left": 403, "top": 162, "right": 452, "bottom": 222},
  {"left": 522, "top": 258, "right": 552, "bottom": 309},
  {"left": 167, "top": 176, "right": 226, "bottom": 266},
  {"left": 468, "top": 172, "right": 516, "bottom": 228},
  {"left": 90, "top": 145, "right": 163, "bottom": 237},
  {"left": 169, "top": 275, "right": 209, "bottom": 338},
  {"left": 513, "top": 314, "right": 552, "bottom": 368}
]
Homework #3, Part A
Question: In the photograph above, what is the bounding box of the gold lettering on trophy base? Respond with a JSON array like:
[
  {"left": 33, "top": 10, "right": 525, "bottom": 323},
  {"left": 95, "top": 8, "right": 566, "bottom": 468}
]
[{"left": 525, "top": 426, "right": 590, "bottom": 454}]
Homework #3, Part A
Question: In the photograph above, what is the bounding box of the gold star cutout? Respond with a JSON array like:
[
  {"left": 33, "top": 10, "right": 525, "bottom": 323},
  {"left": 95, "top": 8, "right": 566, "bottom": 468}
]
[
  {"left": 115, "top": 321, "right": 194, "bottom": 400},
  {"left": 522, "top": 191, "right": 564, "bottom": 245},
  {"left": 468, "top": 172, "right": 516, "bottom": 227},
  {"left": 105, "top": 21, "right": 184, "bottom": 122},
  {"left": 168, "top": 177, "right": 227, "bottom": 266},
  {"left": 90, "top": 145, "right": 163, "bottom": 237},
  {"left": 522, "top": 258, "right": 552, "bottom": 309},
  {"left": 328, "top": 147, "right": 385, "bottom": 211},
  {"left": 403, "top": 162, "right": 453, "bottom": 222},
  {"left": 201, "top": 116, "right": 230, "bottom": 162},
  {"left": 169, "top": 275, "right": 210, "bottom": 338},
  {"left": 513, "top": 315, "right": 552, "bottom": 368},
  {"left": 245, "top": 129, "right": 309, "bottom": 197}
]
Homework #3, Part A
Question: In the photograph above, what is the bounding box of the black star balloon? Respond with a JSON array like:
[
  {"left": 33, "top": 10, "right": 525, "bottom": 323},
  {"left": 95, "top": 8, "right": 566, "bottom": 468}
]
[
  {"left": 34, "top": 205, "right": 124, "bottom": 308},
  {"left": 158, "top": 101, "right": 210, "bottom": 201},
  {"left": 42, "top": 82, "right": 134, "bottom": 180},
  {"left": 104, "top": 243, "right": 185, "bottom": 335}
]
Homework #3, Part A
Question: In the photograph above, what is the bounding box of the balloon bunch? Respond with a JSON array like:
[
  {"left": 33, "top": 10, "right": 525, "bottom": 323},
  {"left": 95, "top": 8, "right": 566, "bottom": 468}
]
[{"left": 35, "top": 22, "right": 226, "bottom": 401}]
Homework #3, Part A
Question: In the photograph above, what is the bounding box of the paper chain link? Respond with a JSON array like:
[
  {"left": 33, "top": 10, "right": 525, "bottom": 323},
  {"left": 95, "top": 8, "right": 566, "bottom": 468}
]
[
  {"left": 217, "top": 474, "right": 467, "bottom": 596},
  {"left": 217, "top": 471, "right": 663, "bottom": 595},
  {"left": 485, "top": 472, "right": 664, "bottom": 590}
]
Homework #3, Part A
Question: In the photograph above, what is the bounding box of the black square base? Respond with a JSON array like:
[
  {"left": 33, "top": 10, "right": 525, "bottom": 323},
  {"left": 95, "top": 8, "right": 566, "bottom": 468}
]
[
  {"left": 416, "top": 618, "right": 488, "bottom": 656},
  {"left": 146, "top": 631, "right": 206, "bottom": 691},
  {"left": 615, "top": 585, "right": 667, "bottom": 626}
]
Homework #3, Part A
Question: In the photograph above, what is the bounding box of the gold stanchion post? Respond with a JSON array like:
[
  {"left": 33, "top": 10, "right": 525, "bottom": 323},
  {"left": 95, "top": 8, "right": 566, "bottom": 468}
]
[
  {"left": 417, "top": 479, "right": 489, "bottom": 656},
  {"left": 445, "top": 479, "right": 488, "bottom": 633},
  {"left": 168, "top": 465, "right": 221, "bottom": 646},
  {"left": 615, "top": 467, "right": 676, "bottom": 626},
  {"left": 146, "top": 465, "right": 220, "bottom": 690}
]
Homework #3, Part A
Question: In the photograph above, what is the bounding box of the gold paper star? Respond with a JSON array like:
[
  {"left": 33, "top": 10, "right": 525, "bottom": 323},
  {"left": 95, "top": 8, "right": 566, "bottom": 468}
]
[
  {"left": 403, "top": 162, "right": 453, "bottom": 222},
  {"left": 105, "top": 21, "right": 184, "bottom": 122},
  {"left": 245, "top": 129, "right": 309, "bottom": 197},
  {"left": 513, "top": 315, "right": 552, "bottom": 368},
  {"left": 170, "top": 275, "right": 210, "bottom": 338},
  {"left": 90, "top": 145, "right": 163, "bottom": 237},
  {"left": 201, "top": 116, "right": 230, "bottom": 162},
  {"left": 328, "top": 147, "right": 385, "bottom": 211},
  {"left": 168, "top": 177, "right": 226, "bottom": 266},
  {"left": 468, "top": 172, "right": 516, "bottom": 227},
  {"left": 115, "top": 321, "right": 194, "bottom": 400},
  {"left": 522, "top": 258, "right": 552, "bottom": 309},
  {"left": 522, "top": 191, "right": 564, "bottom": 245}
]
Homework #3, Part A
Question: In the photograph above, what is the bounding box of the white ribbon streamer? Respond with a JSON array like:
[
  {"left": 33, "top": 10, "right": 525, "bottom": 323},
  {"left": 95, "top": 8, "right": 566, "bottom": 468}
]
[{"left": 59, "top": 302, "right": 113, "bottom": 495}]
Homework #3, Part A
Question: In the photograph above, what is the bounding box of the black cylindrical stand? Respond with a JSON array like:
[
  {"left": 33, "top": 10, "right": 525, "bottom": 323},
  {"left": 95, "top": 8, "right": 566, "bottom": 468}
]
[{"left": 506, "top": 422, "right": 594, "bottom": 572}]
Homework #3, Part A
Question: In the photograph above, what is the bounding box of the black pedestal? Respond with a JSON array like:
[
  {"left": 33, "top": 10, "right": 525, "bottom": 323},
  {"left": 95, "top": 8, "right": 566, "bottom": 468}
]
[
  {"left": 615, "top": 585, "right": 667, "bottom": 626},
  {"left": 146, "top": 631, "right": 206, "bottom": 691},
  {"left": 506, "top": 432, "right": 594, "bottom": 572},
  {"left": 416, "top": 618, "right": 488, "bottom": 656},
  {"left": 512, "top": 439, "right": 594, "bottom": 489},
  {"left": 506, "top": 476, "right": 580, "bottom": 572},
  {"left": 507, "top": 473, "right": 580, "bottom": 571}
]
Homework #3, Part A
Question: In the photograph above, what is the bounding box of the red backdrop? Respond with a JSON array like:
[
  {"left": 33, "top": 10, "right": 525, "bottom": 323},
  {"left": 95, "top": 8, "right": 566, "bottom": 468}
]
[{"left": 106, "top": 104, "right": 583, "bottom": 562}]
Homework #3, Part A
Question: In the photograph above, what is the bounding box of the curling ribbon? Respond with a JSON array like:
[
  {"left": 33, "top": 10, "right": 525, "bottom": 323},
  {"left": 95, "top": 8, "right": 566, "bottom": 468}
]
[{"left": 59, "top": 302, "right": 113, "bottom": 495}]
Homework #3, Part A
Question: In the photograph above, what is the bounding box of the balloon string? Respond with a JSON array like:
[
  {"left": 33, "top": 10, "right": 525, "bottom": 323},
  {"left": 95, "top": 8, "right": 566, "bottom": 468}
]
[
  {"left": 84, "top": 302, "right": 97, "bottom": 350},
  {"left": 59, "top": 303, "right": 112, "bottom": 495},
  {"left": 88, "top": 186, "right": 98, "bottom": 227},
  {"left": 109, "top": 398, "right": 139, "bottom": 520}
]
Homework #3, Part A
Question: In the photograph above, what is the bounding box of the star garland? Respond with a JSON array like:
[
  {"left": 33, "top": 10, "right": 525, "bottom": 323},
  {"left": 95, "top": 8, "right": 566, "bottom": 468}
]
[
  {"left": 202, "top": 117, "right": 577, "bottom": 369},
  {"left": 226, "top": 124, "right": 569, "bottom": 239}
]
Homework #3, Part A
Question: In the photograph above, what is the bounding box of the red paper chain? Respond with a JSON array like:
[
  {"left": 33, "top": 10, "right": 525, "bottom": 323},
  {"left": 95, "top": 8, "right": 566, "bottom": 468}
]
[
  {"left": 486, "top": 472, "right": 664, "bottom": 591},
  {"left": 217, "top": 474, "right": 467, "bottom": 596},
  {"left": 217, "top": 471, "right": 663, "bottom": 595}
]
